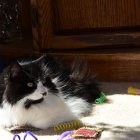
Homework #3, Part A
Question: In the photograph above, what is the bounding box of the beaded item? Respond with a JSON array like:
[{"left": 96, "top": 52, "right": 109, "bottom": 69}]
[
  {"left": 53, "top": 120, "right": 83, "bottom": 132},
  {"left": 95, "top": 92, "right": 106, "bottom": 104}
]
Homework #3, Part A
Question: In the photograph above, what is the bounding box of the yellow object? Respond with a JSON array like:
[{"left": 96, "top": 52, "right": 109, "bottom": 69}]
[
  {"left": 128, "top": 87, "right": 140, "bottom": 95},
  {"left": 53, "top": 120, "right": 83, "bottom": 132}
]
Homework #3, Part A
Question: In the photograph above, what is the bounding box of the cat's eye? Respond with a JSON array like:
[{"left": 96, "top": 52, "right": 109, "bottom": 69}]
[{"left": 27, "top": 82, "right": 33, "bottom": 87}]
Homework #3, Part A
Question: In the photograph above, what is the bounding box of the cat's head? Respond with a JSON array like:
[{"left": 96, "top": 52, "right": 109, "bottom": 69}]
[
  {"left": 0, "top": 56, "right": 65, "bottom": 108},
  {"left": 0, "top": 63, "right": 47, "bottom": 108},
  {"left": 0, "top": 56, "right": 58, "bottom": 108}
]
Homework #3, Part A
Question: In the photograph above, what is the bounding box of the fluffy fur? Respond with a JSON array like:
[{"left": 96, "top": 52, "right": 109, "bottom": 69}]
[{"left": 0, "top": 55, "right": 100, "bottom": 129}]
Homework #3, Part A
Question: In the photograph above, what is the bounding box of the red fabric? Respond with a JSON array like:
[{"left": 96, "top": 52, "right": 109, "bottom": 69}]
[{"left": 72, "top": 127, "right": 102, "bottom": 139}]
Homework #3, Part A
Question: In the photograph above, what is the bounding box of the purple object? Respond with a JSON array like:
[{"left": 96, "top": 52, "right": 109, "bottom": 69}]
[
  {"left": 24, "top": 131, "right": 38, "bottom": 140},
  {"left": 13, "top": 131, "right": 38, "bottom": 140},
  {"left": 58, "top": 131, "right": 74, "bottom": 140},
  {"left": 13, "top": 134, "right": 21, "bottom": 140}
]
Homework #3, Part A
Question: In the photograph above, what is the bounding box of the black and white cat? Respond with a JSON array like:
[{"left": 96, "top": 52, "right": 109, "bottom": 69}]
[{"left": 0, "top": 55, "right": 100, "bottom": 129}]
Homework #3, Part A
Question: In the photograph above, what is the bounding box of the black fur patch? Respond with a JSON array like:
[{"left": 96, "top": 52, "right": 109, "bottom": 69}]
[
  {"left": 0, "top": 62, "right": 37, "bottom": 105},
  {"left": 24, "top": 98, "right": 44, "bottom": 109}
]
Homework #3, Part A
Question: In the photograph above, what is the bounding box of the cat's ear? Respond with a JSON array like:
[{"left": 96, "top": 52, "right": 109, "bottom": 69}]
[
  {"left": 9, "top": 61, "right": 22, "bottom": 79},
  {"left": 33, "top": 55, "right": 46, "bottom": 65}
]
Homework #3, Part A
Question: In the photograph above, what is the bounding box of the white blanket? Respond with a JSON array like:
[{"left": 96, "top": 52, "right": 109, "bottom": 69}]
[{"left": 0, "top": 94, "right": 140, "bottom": 140}]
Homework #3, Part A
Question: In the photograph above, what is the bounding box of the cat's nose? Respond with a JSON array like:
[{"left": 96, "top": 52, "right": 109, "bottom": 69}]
[{"left": 41, "top": 92, "right": 47, "bottom": 96}]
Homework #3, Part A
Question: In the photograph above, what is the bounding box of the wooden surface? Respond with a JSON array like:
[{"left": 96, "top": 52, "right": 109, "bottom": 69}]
[
  {"left": 32, "top": 0, "right": 140, "bottom": 50},
  {"left": 2, "top": 48, "right": 140, "bottom": 82},
  {"left": 51, "top": 49, "right": 140, "bottom": 82},
  {"left": 51, "top": 32, "right": 140, "bottom": 50},
  {"left": 31, "top": 0, "right": 53, "bottom": 50},
  {"left": 54, "top": 0, "right": 140, "bottom": 32},
  {"left": 0, "top": 38, "right": 36, "bottom": 64},
  {"left": 18, "top": 0, "right": 32, "bottom": 37}
]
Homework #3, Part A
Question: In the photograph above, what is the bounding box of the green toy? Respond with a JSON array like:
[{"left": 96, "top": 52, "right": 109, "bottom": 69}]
[{"left": 95, "top": 92, "right": 106, "bottom": 104}]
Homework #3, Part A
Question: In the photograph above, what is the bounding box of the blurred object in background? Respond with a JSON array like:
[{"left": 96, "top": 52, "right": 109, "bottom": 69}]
[{"left": 0, "top": 0, "right": 21, "bottom": 43}]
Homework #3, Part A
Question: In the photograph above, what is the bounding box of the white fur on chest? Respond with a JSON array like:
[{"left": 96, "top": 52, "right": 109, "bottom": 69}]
[{"left": 0, "top": 93, "right": 76, "bottom": 129}]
